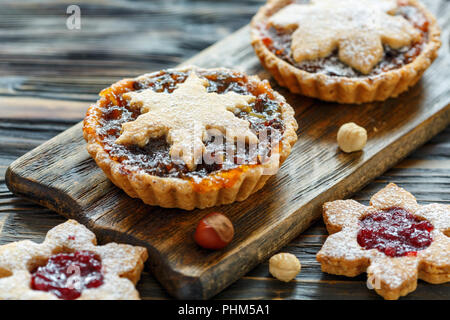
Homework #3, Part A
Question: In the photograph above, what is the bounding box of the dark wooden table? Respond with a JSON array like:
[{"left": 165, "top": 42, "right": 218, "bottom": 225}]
[{"left": 0, "top": 0, "right": 448, "bottom": 299}]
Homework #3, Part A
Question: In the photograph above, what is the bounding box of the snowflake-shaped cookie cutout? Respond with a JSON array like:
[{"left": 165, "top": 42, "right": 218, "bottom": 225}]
[
  {"left": 268, "top": 0, "right": 421, "bottom": 74},
  {"left": 0, "top": 220, "right": 148, "bottom": 300},
  {"left": 116, "top": 71, "right": 258, "bottom": 170},
  {"left": 316, "top": 183, "right": 449, "bottom": 300}
]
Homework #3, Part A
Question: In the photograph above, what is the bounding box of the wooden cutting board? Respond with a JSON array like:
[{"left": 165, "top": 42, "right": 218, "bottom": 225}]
[{"left": 5, "top": 24, "right": 450, "bottom": 299}]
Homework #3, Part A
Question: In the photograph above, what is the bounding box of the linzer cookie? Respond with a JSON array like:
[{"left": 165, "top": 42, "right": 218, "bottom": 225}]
[
  {"left": 0, "top": 220, "right": 148, "bottom": 300},
  {"left": 251, "top": 0, "right": 441, "bottom": 103},
  {"left": 316, "top": 183, "right": 449, "bottom": 300}
]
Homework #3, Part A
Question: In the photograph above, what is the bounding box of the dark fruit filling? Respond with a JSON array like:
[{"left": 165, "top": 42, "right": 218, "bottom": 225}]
[
  {"left": 357, "top": 207, "right": 434, "bottom": 257},
  {"left": 92, "top": 69, "right": 285, "bottom": 179},
  {"left": 31, "top": 250, "right": 104, "bottom": 300},
  {"left": 260, "top": 1, "right": 429, "bottom": 77}
]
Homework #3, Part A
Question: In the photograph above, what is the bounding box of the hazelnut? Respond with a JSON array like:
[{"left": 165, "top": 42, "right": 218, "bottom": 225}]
[
  {"left": 269, "top": 252, "right": 301, "bottom": 282},
  {"left": 194, "top": 212, "right": 234, "bottom": 250},
  {"left": 337, "top": 122, "right": 367, "bottom": 153}
]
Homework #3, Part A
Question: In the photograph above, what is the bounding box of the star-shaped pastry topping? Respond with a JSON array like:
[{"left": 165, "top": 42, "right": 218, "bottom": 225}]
[
  {"left": 0, "top": 220, "right": 148, "bottom": 300},
  {"left": 268, "top": 0, "right": 421, "bottom": 74},
  {"left": 116, "top": 71, "right": 258, "bottom": 170},
  {"left": 317, "top": 183, "right": 449, "bottom": 300}
]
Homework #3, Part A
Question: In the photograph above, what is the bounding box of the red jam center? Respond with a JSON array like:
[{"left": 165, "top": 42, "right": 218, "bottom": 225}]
[
  {"left": 357, "top": 207, "right": 434, "bottom": 257},
  {"left": 31, "top": 250, "right": 104, "bottom": 300}
]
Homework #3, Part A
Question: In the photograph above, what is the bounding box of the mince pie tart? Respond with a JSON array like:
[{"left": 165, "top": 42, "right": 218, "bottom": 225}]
[
  {"left": 0, "top": 220, "right": 148, "bottom": 300},
  {"left": 251, "top": 0, "right": 441, "bottom": 103},
  {"left": 83, "top": 66, "right": 298, "bottom": 210}
]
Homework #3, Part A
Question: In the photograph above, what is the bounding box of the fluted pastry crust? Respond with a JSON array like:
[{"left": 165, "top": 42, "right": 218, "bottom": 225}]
[
  {"left": 251, "top": 0, "right": 441, "bottom": 104},
  {"left": 83, "top": 66, "right": 298, "bottom": 210}
]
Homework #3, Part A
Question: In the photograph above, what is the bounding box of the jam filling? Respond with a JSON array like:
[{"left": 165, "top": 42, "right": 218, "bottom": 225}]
[
  {"left": 260, "top": 1, "right": 429, "bottom": 77},
  {"left": 357, "top": 207, "right": 434, "bottom": 257},
  {"left": 94, "top": 69, "right": 285, "bottom": 179},
  {"left": 31, "top": 250, "right": 104, "bottom": 300}
]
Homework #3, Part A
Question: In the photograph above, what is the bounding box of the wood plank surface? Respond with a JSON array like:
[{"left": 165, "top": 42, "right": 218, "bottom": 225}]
[
  {"left": 0, "top": 0, "right": 449, "bottom": 300},
  {"left": 1, "top": 122, "right": 449, "bottom": 300}
]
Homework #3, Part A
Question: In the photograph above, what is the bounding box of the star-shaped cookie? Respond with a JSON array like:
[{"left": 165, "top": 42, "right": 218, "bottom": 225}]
[
  {"left": 316, "top": 183, "right": 449, "bottom": 300},
  {"left": 116, "top": 71, "right": 258, "bottom": 170},
  {"left": 268, "top": 0, "right": 421, "bottom": 74},
  {"left": 0, "top": 220, "right": 148, "bottom": 300}
]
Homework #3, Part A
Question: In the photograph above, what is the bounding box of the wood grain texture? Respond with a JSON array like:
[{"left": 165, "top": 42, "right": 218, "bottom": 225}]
[
  {"left": 1, "top": 0, "right": 449, "bottom": 300},
  {"left": 0, "top": 0, "right": 261, "bottom": 118},
  {"left": 2, "top": 127, "right": 449, "bottom": 300}
]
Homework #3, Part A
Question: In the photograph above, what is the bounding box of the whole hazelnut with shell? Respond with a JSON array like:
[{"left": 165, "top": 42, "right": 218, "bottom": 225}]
[
  {"left": 269, "top": 252, "right": 301, "bottom": 282},
  {"left": 337, "top": 122, "right": 367, "bottom": 153},
  {"left": 194, "top": 212, "right": 234, "bottom": 250}
]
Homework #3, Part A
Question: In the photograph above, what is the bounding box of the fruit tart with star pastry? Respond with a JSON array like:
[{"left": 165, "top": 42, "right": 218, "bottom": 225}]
[
  {"left": 251, "top": 0, "right": 441, "bottom": 103},
  {"left": 83, "top": 66, "right": 298, "bottom": 210}
]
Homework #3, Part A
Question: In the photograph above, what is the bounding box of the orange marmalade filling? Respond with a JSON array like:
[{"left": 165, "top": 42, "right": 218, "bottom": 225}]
[
  {"left": 84, "top": 69, "right": 286, "bottom": 191},
  {"left": 259, "top": 1, "right": 430, "bottom": 77}
]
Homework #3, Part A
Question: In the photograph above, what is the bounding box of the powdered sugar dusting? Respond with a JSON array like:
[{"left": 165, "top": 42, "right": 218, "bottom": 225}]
[
  {"left": 318, "top": 226, "right": 371, "bottom": 261},
  {"left": 368, "top": 256, "right": 419, "bottom": 289},
  {"left": 317, "top": 183, "right": 450, "bottom": 299},
  {"left": 323, "top": 199, "right": 366, "bottom": 233},
  {"left": 0, "top": 220, "right": 147, "bottom": 300},
  {"left": 418, "top": 232, "right": 450, "bottom": 267},
  {"left": 370, "top": 182, "right": 419, "bottom": 212},
  {"left": 268, "top": 0, "right": 421, "bottom": 74},
  {"left": 415, "top": 203, "right": 450, "bottom": 234},
  {"left": 116, "top": 71, "right": 257, "bottom": 170},
  {"left": 45, "top": 219, "right": 97, "bottom": 250}
]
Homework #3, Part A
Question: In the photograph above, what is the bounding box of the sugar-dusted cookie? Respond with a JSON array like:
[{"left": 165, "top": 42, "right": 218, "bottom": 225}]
[
  {"left": 0, "top": 220, "right": 148, "bottom": 300},
  {"left": 316, "top": 183, "right": 449, "bottom": 300}
]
